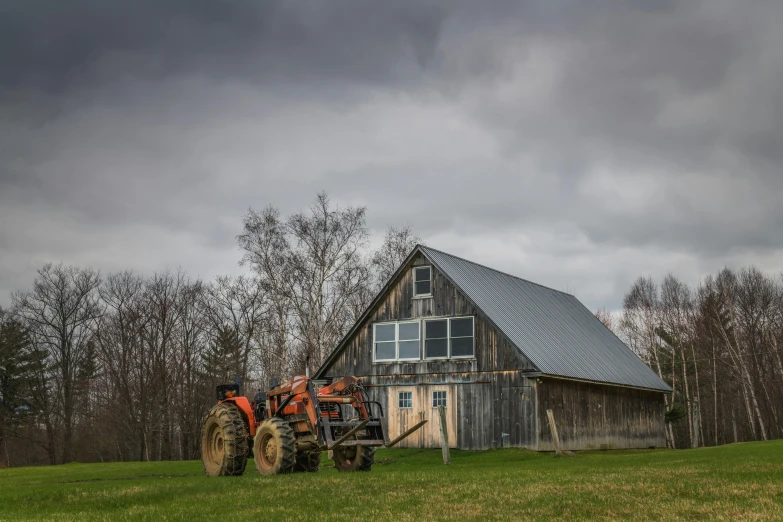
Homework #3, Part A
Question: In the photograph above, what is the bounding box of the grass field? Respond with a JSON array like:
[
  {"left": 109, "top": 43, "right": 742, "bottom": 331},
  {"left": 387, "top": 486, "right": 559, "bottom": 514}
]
[{"left": 1, "top": 441, "right": 782, "bottom": 521}]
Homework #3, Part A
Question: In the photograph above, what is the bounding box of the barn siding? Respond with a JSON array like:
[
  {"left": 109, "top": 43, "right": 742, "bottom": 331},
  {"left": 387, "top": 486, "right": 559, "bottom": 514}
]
[
  {"left": 322, "top": 253, "right": 535, "bottom": 378},
  {"left": 537, "top": 377, "right": 666, "bottom": 450},
  {"left": 360, "top": 371, "right": 538, "bottom": 450},
  {"left": 319, "top": 253, "right": 538, "bottom": 449}
]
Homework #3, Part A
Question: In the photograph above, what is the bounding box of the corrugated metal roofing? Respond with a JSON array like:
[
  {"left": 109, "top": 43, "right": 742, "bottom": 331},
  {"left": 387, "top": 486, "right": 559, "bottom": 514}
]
[{"left": 420, "top": 246, "right": 672, "bottom": 392}]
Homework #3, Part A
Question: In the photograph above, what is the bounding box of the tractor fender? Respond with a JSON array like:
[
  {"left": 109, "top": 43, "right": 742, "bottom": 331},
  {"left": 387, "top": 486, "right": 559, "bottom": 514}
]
[{"left": 220, "top": 397, "right": 257, "bottom": 436}]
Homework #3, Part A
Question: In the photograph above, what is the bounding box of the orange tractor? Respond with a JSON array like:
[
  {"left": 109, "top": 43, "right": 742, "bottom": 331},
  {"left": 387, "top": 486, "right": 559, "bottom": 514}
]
[{"left": 201, "top": 375, "right": 426, "bottom": 475}]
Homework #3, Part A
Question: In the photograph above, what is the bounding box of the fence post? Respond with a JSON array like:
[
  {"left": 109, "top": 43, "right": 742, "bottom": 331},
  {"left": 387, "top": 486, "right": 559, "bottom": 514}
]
[
  {"left": 438, "top": 405, "right": 450, "bottom": 465},
  {"left": 546, "top": 409, "right": 562, "bottom": 455}
]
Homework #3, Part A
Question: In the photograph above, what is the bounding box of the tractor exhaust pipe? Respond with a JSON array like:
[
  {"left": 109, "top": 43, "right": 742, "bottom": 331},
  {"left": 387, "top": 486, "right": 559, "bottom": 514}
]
[{"left": 306, "top": 356, "right": 310, "bottom": 378}]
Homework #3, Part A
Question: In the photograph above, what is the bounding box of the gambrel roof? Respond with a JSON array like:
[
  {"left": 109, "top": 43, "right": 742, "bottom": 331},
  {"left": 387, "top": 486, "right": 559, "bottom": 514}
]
[{"left": 317, "top": 245, "right": 672, "bottom": 392}]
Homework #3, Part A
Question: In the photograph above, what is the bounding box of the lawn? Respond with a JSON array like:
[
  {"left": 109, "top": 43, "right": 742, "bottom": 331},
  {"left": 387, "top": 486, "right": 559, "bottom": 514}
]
[{"left": 1, "top": 441, "right": 782, "bottom": 521}]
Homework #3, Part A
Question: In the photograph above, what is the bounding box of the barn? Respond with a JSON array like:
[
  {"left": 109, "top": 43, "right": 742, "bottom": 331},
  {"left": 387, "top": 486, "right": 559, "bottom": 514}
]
[{"left": 315, "top": 246, "right": 672, "bottom": 451}]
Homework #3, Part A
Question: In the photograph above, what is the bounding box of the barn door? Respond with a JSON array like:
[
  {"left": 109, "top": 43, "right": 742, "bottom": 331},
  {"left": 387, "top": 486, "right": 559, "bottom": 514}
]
[
  {"left": 424, "top": 385, "right": 457, "bottom": 448},
  {"left": 387, "top": 385, "right": 456, "bottom": 448},
  {"left": 386, "top": 386, "right": 424, "bottom": 448}
]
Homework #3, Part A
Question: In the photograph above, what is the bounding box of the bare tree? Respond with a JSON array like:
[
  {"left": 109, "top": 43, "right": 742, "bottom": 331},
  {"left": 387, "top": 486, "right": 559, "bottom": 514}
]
[
  {"left": 238, "top": 192, "right": 371, "bottom": 374},
  {"left": 371, "top": 225, "right": 421, "bottom": 289},
  {"left": 202, "top": 275, "right": 267, "bottom": 388},
  {"left": 12, "top": 264, "right": 103, "bottom": 463},
  {"left": 594, "top": 308, "right": 616, "bottom": 331}
]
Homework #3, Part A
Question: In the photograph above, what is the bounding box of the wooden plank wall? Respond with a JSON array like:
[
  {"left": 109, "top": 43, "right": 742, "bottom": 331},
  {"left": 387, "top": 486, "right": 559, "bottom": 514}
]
[
  {"left": 386, "top": 384, "right": 458, "bottom": 448},
  {"left": 363, "top": 371, "right": 538, "bottom": 450},
  {"left": 322, "top": 253, "right": 536, "bottom": 379},
  {"left": 537, "top": 378, "right": 666, "bottom": 450}
]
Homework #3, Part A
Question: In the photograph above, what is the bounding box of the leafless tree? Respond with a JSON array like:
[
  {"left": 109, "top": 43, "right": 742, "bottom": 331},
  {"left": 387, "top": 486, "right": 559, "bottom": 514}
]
[
  {"left": 12, "top": 264, "right": 103, "bottom": 463},
  {"left": 202, "top": 275, "right": 267, "bottom": 388},
  {"left": 238, "top": 192, "right": 371, "bottom": 374},
  {"left": 371, "top": 225, "right": 421, "bottom": 290}
]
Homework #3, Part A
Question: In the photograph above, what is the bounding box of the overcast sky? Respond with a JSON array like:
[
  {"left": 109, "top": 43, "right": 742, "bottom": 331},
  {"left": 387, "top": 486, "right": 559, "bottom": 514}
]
[{"left": 2, "top": 1, "right": 783, "bottom": 311}]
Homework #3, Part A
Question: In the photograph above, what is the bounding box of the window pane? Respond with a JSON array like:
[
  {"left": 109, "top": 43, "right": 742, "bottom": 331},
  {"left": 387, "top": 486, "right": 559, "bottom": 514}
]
[
  {"left": 398, "top": 391, "right": 412, "bottom": 409},
  {"left": 425, "top": 320, "right": 447, "bottom": 339},
  {"left": 398, "top": 340, "right": 420, "bottom": 360},
  {"left": 398, "top": 322, "right": 420, "bottom": 341},
  {"left": 375, "top": 324, "right": 395, "bottom": 342},
  {"left": 414, "top": 266, "right": 431, "bottom": 282},
  {"left": 415, "top": 281, "right": 431, "bottom": 296},
  {"left": 425, "top": 338, "right": 448, "bottom": 358},
  {"left": 450, "top": 318, "right": 473, "bottom": 338},
  {"left": 432, "top": 391, "right": 447, "bottom": 408},
  {"left": 451, "top": 337, "right": 474, "bottom": 357},
  {"left": 375, "top": 342, "right": 395, "bottom": 361}
]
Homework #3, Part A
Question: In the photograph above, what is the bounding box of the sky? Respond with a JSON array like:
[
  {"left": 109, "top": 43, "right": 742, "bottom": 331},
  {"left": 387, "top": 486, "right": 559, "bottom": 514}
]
[{"left": 2, "top": 1, "right": 783, "bottom": 311}]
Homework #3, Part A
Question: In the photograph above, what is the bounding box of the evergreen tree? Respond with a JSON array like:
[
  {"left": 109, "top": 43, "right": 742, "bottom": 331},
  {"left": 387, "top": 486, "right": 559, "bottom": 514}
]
[
  {"left": 0, "top": 309, "right": 39, "bottom": 466},
  {"left": 199, "top": 325, "right": 243, "bottom": 387}
]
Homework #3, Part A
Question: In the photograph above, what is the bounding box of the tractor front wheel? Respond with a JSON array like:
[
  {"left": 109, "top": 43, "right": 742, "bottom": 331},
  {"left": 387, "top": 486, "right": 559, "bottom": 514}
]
[
  {"left": 201, "top": 403, "right": 249, "bottom": 476},
  {"left": 254, "top": 418, "right": 296, "bottom": 475},
  {"left": 333, "top": 444, "right": 375, "bottom": 472}
]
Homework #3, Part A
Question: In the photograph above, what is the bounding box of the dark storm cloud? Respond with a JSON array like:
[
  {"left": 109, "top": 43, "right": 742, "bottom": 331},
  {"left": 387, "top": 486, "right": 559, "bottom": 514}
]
[
  {"left": 2, "top": 0, "right": 783, "bottom": 311},
  {"left": 0, "top": 0, "right": 446, "bottom": 93}
]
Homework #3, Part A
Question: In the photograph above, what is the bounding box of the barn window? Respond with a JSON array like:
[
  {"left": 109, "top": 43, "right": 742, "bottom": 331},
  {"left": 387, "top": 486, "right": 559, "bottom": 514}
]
[
  {"left": 413, "top": 266, "right": 432, "bottom": 297},
  {"left": 373, "top": 323, "right": 397, "bottom": 361},
  {"left": 432, "top": 390, "right": 447, "bottom": 408},
  {"left": 449, "top": 317, "right": 474, "bottom": 358},
  {"left": 398, "top": 391, "right": 413, "bottom": 409},
  {"left": 398, "top": 321, "right": 421, "bottom": 360},
  {"left": 374, "top": 321, "right": 421, "bottom": 362},
  {"left": 424, "top": 317, "right": 474, "bottom": 359},
  {"left": 424, "top": 319, "right": 448, "bottom": 359}
]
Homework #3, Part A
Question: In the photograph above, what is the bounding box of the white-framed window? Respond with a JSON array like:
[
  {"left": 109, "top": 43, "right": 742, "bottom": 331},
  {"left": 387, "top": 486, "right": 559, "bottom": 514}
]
[
  {"left": 424, "top": 319, "right": 448, "bottom": 359},
  {"left": 432, "top": 390, "right": 447, "bottom": 408},
  {"left": 413, "top": 266, "right": 432, "bottom": 297},
  {"left": 449, "top": 317, "right": 474, "bottom": 358},
  {"left": 373, "top": 323, "right": 396, "bottom": 362},
  {"left": 373, "top": 321, "right": 421, "bottom": 362},
  {"left": 398, "top": 391, "right": 413, "bottom": 409},
  {"left": 424, "top": 316, "right": 474, "bottom": 359},
  {"left": 398, "top": 321, "right": 420, "bottom": 360}
]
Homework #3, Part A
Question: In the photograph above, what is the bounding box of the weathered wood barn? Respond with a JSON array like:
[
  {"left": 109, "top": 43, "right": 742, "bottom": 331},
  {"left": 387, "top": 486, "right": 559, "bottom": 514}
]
[{"left": 315, "top": 246, "right": 672, "bottom": 451}]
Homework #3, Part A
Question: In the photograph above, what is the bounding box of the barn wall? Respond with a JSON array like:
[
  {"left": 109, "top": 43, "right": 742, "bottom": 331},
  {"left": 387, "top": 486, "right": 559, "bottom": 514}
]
[
  {"left": 537, "top": 377, "right": 666, "bottom": 451},
  {"left": 319, "top": 252, "right": 538, "bottom": 449},
  {"left": 361, "top": 371, "right": 537, "bottom": 450},
  {"left": 322, "top": 252, "right": 535, "bottom": 378}
]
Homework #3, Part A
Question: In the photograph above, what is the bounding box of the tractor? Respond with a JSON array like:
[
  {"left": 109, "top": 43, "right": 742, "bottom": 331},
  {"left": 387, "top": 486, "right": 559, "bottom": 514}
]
[{"left": 201, "top": 375, "right": 426, "bottom": 475}]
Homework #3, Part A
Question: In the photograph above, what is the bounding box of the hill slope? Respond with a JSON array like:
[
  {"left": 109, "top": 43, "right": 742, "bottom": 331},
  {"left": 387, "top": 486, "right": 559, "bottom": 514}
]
[{"left": 2, "top": 441, "right": 783, "bottom": 521}]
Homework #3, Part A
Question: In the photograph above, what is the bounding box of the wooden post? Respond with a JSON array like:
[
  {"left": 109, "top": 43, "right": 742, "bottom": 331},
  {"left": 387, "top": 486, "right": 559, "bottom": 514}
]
[
  {"left": 546, "top": 409, "right": 562, "bottom": 455},
  {"left": 438, "top": 405, "right": 450, "bottom": 465},
  {"left": 692, "top": 396, "right": 700, "bottom": 448}
]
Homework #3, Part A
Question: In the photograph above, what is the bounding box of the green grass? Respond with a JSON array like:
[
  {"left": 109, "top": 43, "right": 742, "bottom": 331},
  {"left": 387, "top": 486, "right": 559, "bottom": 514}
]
[{"left": 2, "top": 441, "right": 783, "bottom": 521}]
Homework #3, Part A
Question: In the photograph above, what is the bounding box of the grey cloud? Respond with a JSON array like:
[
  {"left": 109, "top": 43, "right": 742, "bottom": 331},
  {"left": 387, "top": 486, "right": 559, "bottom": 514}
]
[
  {"left": 0, "top": 1, "right": 446, "bottom": 94},
  {"left": 2, "top": 0, "right": 783, "bottom": 312}
]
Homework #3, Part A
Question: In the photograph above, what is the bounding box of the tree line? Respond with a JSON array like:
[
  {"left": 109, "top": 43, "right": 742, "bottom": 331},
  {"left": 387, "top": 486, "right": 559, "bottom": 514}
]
[
  {"left": 0, "top": 193, "right": 418, "bottom": 467},
  {"left": 3, "top": 191, "right": 781, "bottom": 466},
  {"left": 599, "top": 268, "right": 783, "bottom": 449}
]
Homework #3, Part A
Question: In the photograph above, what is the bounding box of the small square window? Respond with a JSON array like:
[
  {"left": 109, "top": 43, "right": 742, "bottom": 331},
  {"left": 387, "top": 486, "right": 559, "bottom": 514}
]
[
  {"left": 432, "top": 390, "right": 447, "bottom": 408},
  {"left": 413, "top": 266, "right": 432, "bottom": 297},
  {"left": 398, "top": 391, "right": 413, "bottom": 409}
]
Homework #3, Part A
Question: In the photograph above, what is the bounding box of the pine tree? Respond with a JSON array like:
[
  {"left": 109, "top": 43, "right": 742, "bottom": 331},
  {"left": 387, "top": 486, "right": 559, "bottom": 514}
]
[
  {"left": 0, "top": 310, "right": 39, "bottom": 467},
  {"left": 199, "top": 325, "right": 243, "bottom": 386}
]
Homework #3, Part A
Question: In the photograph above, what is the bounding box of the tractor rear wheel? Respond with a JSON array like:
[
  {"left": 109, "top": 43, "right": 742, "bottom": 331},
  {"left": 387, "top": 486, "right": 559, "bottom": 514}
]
[
  {"left": 253, "top": 418, "right": 296, "bottom": 475},
  {"left": 333, "top": 444, "right": 375, "bottom": 472},
  {"left": 294, "top": 450, "right": 322, "bottom": 472},
  {"left": 201, "top": 403, "right": 249, "bottom": 476}
]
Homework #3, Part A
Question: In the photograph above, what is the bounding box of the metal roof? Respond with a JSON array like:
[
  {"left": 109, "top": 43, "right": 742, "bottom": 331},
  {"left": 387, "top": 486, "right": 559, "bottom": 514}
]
[{"left": 420, "top": 246, "right": 672, "bottom": 392}]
